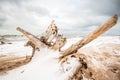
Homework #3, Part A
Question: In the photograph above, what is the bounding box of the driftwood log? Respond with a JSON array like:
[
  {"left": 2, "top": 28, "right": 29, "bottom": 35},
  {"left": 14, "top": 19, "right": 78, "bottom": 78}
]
[
  {"left": 60, "top": 15, "right": 118, "bottom": 59},
  {"left": 0, "top": 15, "right": 119, "bottom": 80},
  {"left": 60, "top": 15, "right": 119, "bottom": 80},
  {"left": 0, "top": 55, "right": 31, "bottom": 73},
  {"left": 22, "top": 20, "right": 66, "bottom": 57},
  {"left": 0, "top": 21, "right": 67, "bottom": 74}
]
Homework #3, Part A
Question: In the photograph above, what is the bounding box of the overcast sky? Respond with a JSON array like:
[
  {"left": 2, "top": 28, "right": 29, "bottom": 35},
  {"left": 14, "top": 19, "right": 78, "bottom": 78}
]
[{"left": 0, "top": 0, "right": 120, "bottom": 36}]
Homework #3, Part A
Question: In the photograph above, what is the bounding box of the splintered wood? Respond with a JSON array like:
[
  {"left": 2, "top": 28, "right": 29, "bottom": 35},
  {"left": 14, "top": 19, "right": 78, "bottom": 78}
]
[{"left": 17, "top": 20, "right": 67, "bottom": 54}]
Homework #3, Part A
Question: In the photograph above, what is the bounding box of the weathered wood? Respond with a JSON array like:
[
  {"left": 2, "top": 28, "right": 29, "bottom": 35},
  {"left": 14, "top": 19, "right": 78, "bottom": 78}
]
[
  {"left": 17, "top": 27, "right": 49, "bottom": 58},
  {"left": 39, "top": 20, "right": 58, "bottom": 46},
  {"left": 23, "top": 20, "right": 58, "bottom": 56},
  {"left": 61, "top": 44, "right": 120, "bottom": 80},
  {"left": 24, "top": 41, "right": 39, "bottom": 57},
  {"left": 51, "top": 34, "right": 67, "bottom": 51},
  {"left": 60, "top": 15, "right": 118, "bottom": 59},
  {"left": 19, "top": 21, "right": 66, "bottom": 52},
  {"left": 0, "top": 15, "right": 119, "bottom": 80},
  {"left": 17, "top": 27, "right": 47, "bottom": 48},
  {"left": 41, "top": 20, "right": 58, "bottom": 44},
  {"left": 0, "top": 55, "right": 31, "bottom": 73}
]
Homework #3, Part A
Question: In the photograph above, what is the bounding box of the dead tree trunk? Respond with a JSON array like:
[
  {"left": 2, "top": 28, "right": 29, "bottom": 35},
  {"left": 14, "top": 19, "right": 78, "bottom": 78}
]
[{"left": 60, "top": 15, "right": 118, "bottom": 59}]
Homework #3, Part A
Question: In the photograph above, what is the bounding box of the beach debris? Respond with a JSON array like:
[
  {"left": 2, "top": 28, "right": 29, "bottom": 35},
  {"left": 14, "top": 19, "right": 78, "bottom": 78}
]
[
  {"left": 0, "top": 15, "right": 119, "bottom": 80},
  {"left": 17, "top": 15, "right": 119, "bottom": 80},
  {"left": 17, "top": 20, "right": 67, "bottom": 57},
  {"left": 60, "top": 15, "right": 119, "bottom": 80}
]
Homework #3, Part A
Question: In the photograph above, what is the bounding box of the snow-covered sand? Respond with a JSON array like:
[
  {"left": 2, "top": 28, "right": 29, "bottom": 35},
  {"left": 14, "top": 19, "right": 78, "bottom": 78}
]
[
  {"left": 0, "top": 41, "right": 32, "bottom": 56},
  {"left": 0, "top": 36, "right": 120, "bottom": 80}
]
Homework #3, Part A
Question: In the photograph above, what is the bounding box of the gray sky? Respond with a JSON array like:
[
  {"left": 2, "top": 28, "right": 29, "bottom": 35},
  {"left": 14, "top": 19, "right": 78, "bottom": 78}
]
[{"left": 0, "top": 0, "right": 120, "bottom": 36}]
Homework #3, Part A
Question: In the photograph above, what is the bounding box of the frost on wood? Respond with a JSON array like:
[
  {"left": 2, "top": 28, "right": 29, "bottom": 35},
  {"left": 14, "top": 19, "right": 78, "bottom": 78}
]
[{"left": 0, "top": 15, "right": 120, "bottom": 80}]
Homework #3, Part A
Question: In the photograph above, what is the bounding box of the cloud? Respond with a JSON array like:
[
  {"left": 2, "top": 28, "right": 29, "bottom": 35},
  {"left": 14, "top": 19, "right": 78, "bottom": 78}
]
[
  {"left": 0, "top": 0, "right": 120, "bottom": 36},
  {"left": 0, "top": 0, "right": 28, "bottom": 4},
  {"left": 0, "top": 16, "right": 6, "bottom": 27},
  {"left": 85, "top": 0, "right": 120, "bottom": 16}
]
